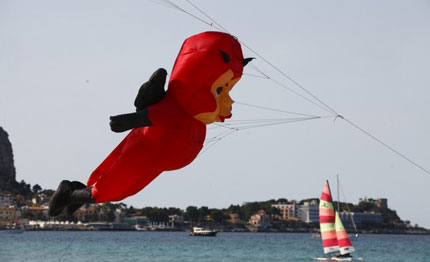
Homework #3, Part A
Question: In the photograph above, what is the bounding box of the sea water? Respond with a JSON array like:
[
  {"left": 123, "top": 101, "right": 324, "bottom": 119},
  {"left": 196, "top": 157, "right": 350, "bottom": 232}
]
[{"left": 1, "top": 231, "right": 429, "bottom": 262}]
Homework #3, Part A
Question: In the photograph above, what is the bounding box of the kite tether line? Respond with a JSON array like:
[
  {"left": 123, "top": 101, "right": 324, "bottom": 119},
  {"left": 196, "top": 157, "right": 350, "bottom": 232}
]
[{"left": 150, "top": 0, "right": 430, "bottom": 176}]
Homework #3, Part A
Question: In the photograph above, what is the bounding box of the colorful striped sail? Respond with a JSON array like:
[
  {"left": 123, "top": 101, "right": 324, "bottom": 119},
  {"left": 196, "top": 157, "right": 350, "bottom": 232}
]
[
  {"left": 335, "top": 211, "right": 355, "bottom": 254},
  {"left": 319, "top": 182, "right": 339, "bottom": 254}
]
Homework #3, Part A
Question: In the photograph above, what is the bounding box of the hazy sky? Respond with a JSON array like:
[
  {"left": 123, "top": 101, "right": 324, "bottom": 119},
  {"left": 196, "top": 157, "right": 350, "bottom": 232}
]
[{"left": 1, "top": 0, "right": 429, "bottom": 228}]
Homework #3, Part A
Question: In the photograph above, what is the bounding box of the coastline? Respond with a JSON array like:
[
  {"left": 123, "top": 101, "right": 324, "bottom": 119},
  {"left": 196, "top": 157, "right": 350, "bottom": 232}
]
[{"left": 8, "top": 226, "right": 429, "bottom": 235}]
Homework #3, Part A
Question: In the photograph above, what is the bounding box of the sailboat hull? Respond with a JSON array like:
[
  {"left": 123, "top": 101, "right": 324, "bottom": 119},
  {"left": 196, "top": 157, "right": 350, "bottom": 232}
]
[{"left": 315, "top": 257, "right": 363, "bottom": 261}]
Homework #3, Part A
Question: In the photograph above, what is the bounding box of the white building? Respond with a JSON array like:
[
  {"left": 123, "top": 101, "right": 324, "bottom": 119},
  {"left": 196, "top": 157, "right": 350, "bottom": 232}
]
[
  {"left": 249, "top": 210, "right": 270, "bottom": 227},
  {"left": 298, "top": 201, "right": 319, "bottom": 223},
  {"left": 169, "top": 214, "right": 184, "bottom": 225},
  {"left": 272, "top": 200, "right": 319, "bottom": 223}
]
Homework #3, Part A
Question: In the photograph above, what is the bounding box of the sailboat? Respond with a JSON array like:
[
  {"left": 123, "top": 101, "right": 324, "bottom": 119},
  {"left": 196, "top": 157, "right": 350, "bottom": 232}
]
[{"left": 316, "top": 181, "right": 362, "bottom": 261}]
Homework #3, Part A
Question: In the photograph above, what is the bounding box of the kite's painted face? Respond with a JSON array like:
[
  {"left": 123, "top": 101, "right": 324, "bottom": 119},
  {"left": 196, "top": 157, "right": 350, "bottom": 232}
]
[
  {"left": 194, "top": 69, "right": 241, "bottom": 124},
  {"left": 168, "top": 32, "right": 252, "bottom": 124}
]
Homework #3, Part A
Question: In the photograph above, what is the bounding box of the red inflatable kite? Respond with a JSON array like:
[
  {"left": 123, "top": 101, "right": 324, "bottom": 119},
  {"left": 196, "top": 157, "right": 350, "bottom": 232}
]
[{"left": 49, "top": 31, "right": 253, "bottom": 216}]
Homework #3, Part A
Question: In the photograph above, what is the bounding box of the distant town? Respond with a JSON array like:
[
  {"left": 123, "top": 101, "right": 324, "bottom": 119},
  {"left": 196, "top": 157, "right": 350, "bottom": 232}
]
[
  {"left": 0, "top": 126, "right": 429, "bottom": 234},
  {"left": 0, "top": 187, "right": 429, "bottom": 234}
]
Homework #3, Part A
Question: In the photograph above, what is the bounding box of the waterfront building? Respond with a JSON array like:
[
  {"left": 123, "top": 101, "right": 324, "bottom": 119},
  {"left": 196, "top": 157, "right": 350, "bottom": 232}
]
[
  {"left": 148, "top": 221, "right": 175, "bottom": 229},
  {"left": 32, "top": 195, "right": 41, "bottom": 205},
  {"left": 298, "top": 201, "right": 319, "bottom": 223},
  {"left": 339, "top": 211, "right": 382, "bottom": 225},
  {"left": 249, "top": 210, "right": 270, "bottom": 227},
  {"left": 271, "top": 202, "right": 299, "bottom": 220},
  {"left": 74, "top": 205, "right": 99, "bottom": 222},
  {"left": 169, "top": 214, "right": 184, "bottom": 225},
  {"left": 28, "top": 220, "right": 80, "bottom": 230},
  {"left": 0, "top": 193, "right": 13, "bottom": 207},
  {"left": 115, "top": 208, "right": 126, "bottom": 224},
  {"left": 31, "top": 194, "right": 51, "bottom": 205},
  {"left": 124, "top": 216, "right": 148, "bottom": 226},
  {"left": 0, "top": 206, "right": 16, "bottom": 225},
  {"left": 22, "top": 205, "right": 49, "bottom": 220},
  {"left": 272, "top": 200, "right": 319, "bottom": 223}
]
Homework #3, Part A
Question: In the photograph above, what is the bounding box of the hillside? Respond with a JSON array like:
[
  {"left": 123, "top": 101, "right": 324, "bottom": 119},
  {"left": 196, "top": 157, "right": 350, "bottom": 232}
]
[{"left": 0, "top": 126, "right": 32, "bottom": 196}]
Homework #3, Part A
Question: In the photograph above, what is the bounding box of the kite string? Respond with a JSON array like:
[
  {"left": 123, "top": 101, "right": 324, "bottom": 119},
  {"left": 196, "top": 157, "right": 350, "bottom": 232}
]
[
  {"left": 238, "top": 40, "right": 340, "bottom": 116},
  {"left": 234, "top": 101, "right": 321, "bottom": 118},
  {"left": 201, "top": 129, "right": 236, "bottom": 155},
  {"left": 266, "top": 77, "right": 337, "bottom": 115},
  {"left": 244, "top": 64, "right": 336, "bottom": 115},
  {"left": 244, "top": 65, "right": 337, "bottom": 115},
  {"left": 157, "top": 0, "right": 224, "bottom": 31},
  {"left": 225, "top": 118, "right": 319, "bottom": 131},
  {"left": 59, "top": 231, "right": 79, "bottom": 260},
  {"left": 184, "top": 0, "right": 230, "bottom": 33},
  {"left": 343, "top": 117, "right": 430, "bottom": 175},
  {"left": 203, "top": 116, "right": 326, "bottom": 155},
  {"left": 242, "top": 72, "right": 270, "bottom": 79}
]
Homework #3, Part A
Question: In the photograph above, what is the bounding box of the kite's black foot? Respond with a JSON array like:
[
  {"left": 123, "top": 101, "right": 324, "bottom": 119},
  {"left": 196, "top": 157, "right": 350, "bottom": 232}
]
[
  {"left": 66, "top": 181, "right": 88, "bottom": 215},
  {"left": 66, "top": 204, "right": 84, "bottom": 216},
  {"left": 66, "top": 185, "right": 95, "bottom": 216},
  {"left": 48, "top": 180, "right": 73, "bottom": 217},
  {"left": 49, "top": 180, "right": 94, "bottom": 217}
]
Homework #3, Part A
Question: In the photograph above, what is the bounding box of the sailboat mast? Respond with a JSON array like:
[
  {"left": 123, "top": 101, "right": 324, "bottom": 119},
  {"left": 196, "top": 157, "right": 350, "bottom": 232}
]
[
  {"left": 337, "top": 174, "right": 340, "bottom": 212},
  {"left": 338, "top": 176, "right": 359, "bottom": 236},
  {"left": 326, "top": 180, "right": 336, "bottom": 213}
]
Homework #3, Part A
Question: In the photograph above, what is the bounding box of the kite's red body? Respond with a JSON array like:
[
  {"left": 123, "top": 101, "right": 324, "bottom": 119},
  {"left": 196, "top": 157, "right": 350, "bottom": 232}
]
[{"left": 87, "top": 32, "right": 244, "bottom": 203}]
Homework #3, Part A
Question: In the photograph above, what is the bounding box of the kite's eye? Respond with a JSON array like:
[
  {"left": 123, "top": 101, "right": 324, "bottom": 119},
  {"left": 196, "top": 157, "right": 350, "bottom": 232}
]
[
  {"left": 218, "top": 50, "right": 230, "bottom": 63},
  {"left": 216, "top": 87, "right": 223, "bottom": 95}
]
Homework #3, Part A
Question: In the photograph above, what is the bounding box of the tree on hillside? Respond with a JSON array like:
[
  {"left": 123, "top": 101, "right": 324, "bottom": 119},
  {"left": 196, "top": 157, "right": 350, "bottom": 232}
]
[
  {"left": 148, "top": 208, "right": 169, "bottom": 222},
  {"left": 167, "top": 207, "right": 182, "bottom": 216},
  {"left": 210, "top": 209, "right": 228, "bottom": 224},
  {"left": 126, "top": 206, "right": 135, "bottom": 216},
  {"left": 355, "top": 200, "right": 377, "bottom": 212},
  {"left": 227, "top": 204, "right": 244, "bottom": 219},
  {"left": 185, "top": 206, "right": 199, "bottom": 223},
  {"left": 268, "top": 206, "right": 281, "bottom": 218},
  {"left": 41, "top": 189, "right": 55, "bottom": 196},
  {"left": 277, "top": 198, "right": 288, "bottom": 203},
  {"left": 198, "top": 206, "right": 210, "bottom": 221},
  {"left": 32, "top": 184, "right": 42, "bottom": 193},
  {"left": 242, "top": 202, "right": 261, "bottom": 220}
]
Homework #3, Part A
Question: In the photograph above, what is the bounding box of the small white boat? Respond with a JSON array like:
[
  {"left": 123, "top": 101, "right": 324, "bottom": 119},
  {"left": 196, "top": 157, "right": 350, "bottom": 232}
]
[
  {"left": 135, "top": 224, "right": 146, "bottom": 231},
  {"left": 189, "top": 227, "right": 217, "bottom": 236}
]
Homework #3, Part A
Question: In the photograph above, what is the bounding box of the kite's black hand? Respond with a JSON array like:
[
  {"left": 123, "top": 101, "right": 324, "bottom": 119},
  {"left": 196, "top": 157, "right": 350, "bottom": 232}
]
[
  {"left": 110, "top": 110, "right": 152, "bottom": 133},
  {"left": 134, "top": 68, "right": 167, "bottom": 111}
]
